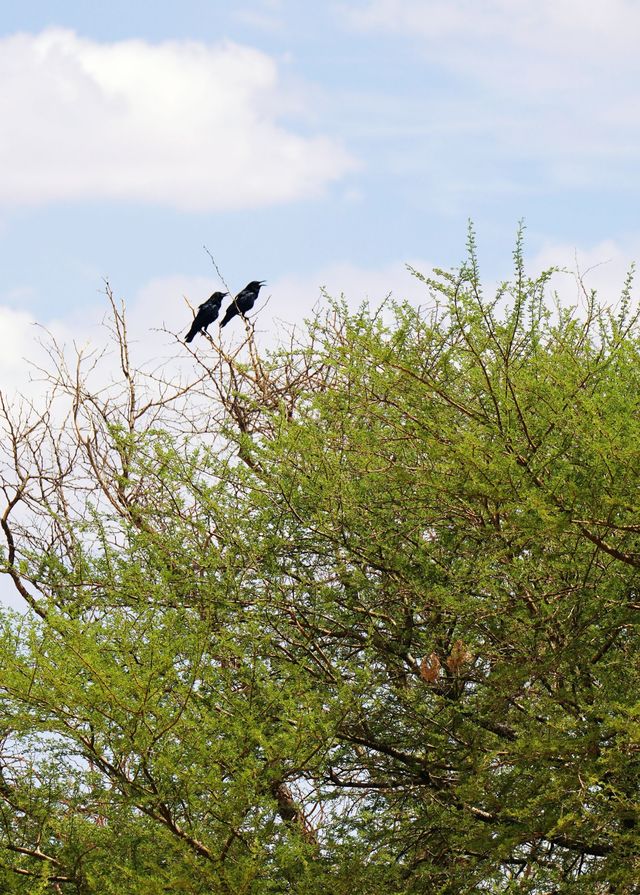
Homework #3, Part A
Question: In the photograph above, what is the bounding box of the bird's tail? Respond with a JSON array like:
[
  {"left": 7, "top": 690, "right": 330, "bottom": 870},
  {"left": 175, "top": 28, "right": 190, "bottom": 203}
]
[{"left": 185, "top": 325, "right": 198, "bottom": 343}]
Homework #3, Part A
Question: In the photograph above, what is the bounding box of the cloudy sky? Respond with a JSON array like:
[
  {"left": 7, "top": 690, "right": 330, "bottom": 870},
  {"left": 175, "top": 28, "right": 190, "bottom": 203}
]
[{"left": 2, "top": 0, "right": 640, "bottom": 388}]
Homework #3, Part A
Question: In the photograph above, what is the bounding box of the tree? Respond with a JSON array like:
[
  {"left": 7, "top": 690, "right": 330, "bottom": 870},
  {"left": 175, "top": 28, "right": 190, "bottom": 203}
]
[{"left": 1, "top": 236, "right": 639, "bottom": 893}]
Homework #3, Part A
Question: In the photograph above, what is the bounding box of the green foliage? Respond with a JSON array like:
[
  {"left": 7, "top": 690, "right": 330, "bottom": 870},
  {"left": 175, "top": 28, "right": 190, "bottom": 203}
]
[{"left": 1, "top": 231, "right": 639, "bottom": 892}]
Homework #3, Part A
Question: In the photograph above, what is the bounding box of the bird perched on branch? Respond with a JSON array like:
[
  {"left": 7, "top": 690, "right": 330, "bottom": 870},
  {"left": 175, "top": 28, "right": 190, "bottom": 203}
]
[
  {"left": 220, "top": 281, "right": 266, "bottom": 328},
  {"left": 185, "top": 291, "right": 227, "bottom": 342}
]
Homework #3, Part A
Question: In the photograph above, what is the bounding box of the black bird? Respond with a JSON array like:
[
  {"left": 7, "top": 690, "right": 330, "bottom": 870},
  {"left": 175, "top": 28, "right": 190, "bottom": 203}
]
[
  {"left": 185, "top": 291, "right": 227, "bottom": 342},
  {"left": 220, "top": 281, "right": 266, "bottom": 328}
]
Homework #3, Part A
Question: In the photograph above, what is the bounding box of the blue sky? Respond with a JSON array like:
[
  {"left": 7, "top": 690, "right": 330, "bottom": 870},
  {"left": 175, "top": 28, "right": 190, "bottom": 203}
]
[{"left": 2, "top": 0, "right": 640, "bottom": 387}]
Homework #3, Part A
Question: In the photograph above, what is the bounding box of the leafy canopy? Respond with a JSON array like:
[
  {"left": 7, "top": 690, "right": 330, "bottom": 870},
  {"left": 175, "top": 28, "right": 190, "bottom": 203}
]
[{"left": 0, "top": 233, "right": 639, "bottom": 893}]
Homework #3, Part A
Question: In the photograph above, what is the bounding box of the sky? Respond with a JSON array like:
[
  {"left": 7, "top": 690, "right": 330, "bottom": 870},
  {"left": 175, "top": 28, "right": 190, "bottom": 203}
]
[{"left": 2, "top": 0, "right": 640, "bottom": 386}]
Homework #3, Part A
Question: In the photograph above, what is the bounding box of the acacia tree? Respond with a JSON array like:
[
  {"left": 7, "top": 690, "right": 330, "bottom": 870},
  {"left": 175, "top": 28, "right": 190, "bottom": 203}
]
[{"left": 1, "top": 236, "right": 639, "bottom": 894}]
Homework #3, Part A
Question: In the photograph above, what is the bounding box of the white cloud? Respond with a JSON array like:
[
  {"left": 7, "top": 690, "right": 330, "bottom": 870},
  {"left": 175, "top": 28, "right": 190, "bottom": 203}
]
[
  {"left": 0, "top": 306, "right": 40, "bottom": 396},
  {"left": 234, "top": 0, "right": 286, "bottom": 34},
  {"left": 0, "top": 306, "right": 36, "bottom": 369},
  {"left": 0, "top": 304, "right": 74, "bottom": 400},
  {"left": 343, "top": 1, "right": 640, "bottom": 181},
  {"left": 527, "top": 239, "right": 638, "bottom": 309},
  {"left": 0, "top": 28, "right": 354, "bottom": 210},
  {"left": 268, "top": 259, "right": 433, "bottom": 326},
  {"left": 346, "top": 0, "right": 639, "bottom": 90}
]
